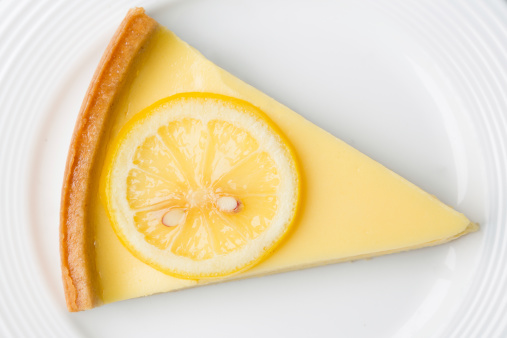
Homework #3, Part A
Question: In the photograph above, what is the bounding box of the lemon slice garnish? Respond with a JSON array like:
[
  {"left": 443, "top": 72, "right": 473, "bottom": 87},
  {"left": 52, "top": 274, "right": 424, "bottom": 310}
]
[{"left": 103, "top": 93, "right": 300, "bottom": 279}]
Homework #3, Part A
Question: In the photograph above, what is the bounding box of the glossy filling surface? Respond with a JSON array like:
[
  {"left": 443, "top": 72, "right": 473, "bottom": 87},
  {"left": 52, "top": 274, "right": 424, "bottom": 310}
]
[{"left": 90, "top": 27, "right": 472, "bottom": 303}]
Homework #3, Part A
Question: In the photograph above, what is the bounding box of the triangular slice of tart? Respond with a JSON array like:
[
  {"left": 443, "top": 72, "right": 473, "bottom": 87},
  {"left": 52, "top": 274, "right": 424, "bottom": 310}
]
[{"left": 60, "top": 8, "right": 477, "bottom": 312}]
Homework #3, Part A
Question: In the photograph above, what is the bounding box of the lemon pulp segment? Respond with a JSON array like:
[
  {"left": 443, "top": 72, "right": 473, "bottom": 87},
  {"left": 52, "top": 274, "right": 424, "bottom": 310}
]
[
  {"left": 103, "top": 93, "right": 299, "bottom": 278},
  {"left": 89, "top": 27, "right": 473, "bottom": 303}
]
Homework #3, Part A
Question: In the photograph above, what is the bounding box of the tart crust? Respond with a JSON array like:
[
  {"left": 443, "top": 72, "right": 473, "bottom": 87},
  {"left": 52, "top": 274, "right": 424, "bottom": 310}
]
[{"left": 60, "top": 8, "right": 158, "bottom": 312}]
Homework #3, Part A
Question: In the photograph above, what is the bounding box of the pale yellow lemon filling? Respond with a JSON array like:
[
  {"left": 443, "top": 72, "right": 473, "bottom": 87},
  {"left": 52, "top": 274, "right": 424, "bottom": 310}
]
[{"left": 90, "top": 27, "right": 472, "bottom": 303}]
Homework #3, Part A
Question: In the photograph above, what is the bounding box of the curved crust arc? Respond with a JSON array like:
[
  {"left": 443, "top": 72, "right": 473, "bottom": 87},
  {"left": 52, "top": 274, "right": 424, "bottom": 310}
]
[{"left": 60, "top": 7, "right": 158, "bottom": 312}]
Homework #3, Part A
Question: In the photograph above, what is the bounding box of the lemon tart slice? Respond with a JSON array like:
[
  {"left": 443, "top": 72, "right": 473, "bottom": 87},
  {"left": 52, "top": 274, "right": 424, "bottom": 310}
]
[{"left": 60, "top": 8, "right": 477, "bottom": 312}]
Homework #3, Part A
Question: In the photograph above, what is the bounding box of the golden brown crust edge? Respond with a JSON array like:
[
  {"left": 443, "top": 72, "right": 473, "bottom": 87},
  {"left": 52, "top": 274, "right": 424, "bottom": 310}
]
[{"left": 60, "top": 8, "right": 158, "bottom": 312}]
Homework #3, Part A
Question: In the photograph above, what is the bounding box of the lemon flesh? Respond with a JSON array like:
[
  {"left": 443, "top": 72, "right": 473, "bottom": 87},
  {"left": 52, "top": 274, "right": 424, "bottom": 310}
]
[{"left": 104, "top": 93, "right": 299, "bottom": 279}]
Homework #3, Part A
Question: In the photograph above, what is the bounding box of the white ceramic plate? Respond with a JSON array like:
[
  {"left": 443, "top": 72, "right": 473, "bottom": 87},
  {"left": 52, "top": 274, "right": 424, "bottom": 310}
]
[{"left": 1, "top": 0, "right": 506, "bottom": 337}]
